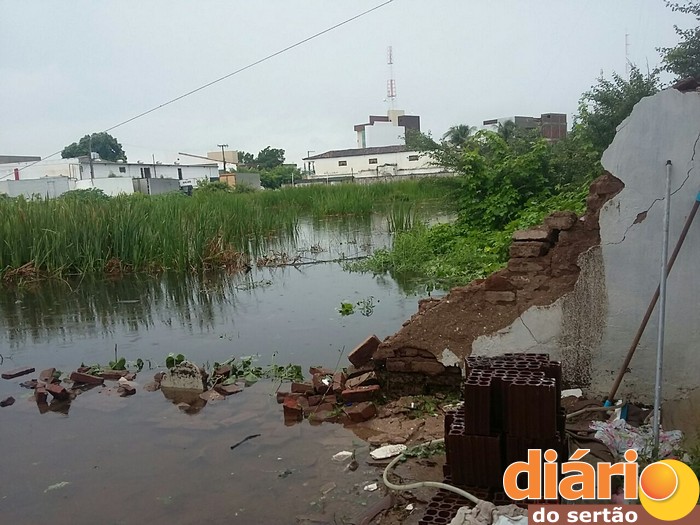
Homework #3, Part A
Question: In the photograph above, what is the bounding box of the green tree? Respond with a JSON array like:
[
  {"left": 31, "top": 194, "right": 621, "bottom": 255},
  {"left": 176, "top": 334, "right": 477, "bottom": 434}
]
[
  {"left": 442, "top": 124, "right": 477, "bottom": 147},
  {"left": 260, "top": 165, "right": 302, "bottom": 189},
  {"left": 61, "top": 132, "right": 127, "bottom": 162},
  {"left": 575, "top": 66, "right": 660, "bottom": 155},
  {"left": 255, "top": 147, "right": 285, "bottom": 170},
  {"left": 238, "top": 151, "right": 255, "bottom": 166},
  {"left": 660, "top": 0, "right": 700, "bottom": 80}
]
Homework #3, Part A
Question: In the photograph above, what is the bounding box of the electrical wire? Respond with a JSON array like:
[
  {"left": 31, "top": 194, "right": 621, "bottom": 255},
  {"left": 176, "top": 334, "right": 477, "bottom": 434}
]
[{"left": 16, "top": 0, "right": 395, "bottom": 172}]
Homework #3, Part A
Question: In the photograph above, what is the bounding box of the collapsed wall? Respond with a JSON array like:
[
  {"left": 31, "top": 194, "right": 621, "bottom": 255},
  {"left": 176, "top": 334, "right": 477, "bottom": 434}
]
[
  {"left": 377, "top": 87, "right": 700, "bottom": 415},
  {"left": 374, "top": 173, "right": 623, "bottom": 395}
]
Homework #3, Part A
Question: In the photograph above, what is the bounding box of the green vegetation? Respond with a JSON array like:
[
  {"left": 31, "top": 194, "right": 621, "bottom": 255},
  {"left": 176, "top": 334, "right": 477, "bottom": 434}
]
[
  {"left": 0, "top": 179, "right": 455, "bottom": 280},
  {"left": 659, "top": 0, "right": 700, "bottom": 80},
  {"left": 61, "top": 132, "right": 127, "bottom": 162},
  {"left": 351, "top": 65, "right": 652, "bottom": 290}
]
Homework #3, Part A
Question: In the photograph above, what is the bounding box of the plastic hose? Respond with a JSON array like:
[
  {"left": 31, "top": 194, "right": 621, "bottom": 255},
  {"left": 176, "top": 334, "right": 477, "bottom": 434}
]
[{"left": 381, "top": 438, "right": 482, "bottom": 505}]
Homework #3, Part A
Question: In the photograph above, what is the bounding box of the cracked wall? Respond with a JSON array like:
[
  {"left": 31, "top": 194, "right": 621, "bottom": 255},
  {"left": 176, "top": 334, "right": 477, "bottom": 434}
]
[{"left": 591, "top": 88, "right": 700, "bottom": 402}]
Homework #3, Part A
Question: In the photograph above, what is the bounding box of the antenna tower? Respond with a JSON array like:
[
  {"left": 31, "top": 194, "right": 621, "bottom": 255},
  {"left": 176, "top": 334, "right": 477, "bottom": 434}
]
[
  {"left": 386, "top": 45, "right": 396, "bottom": 109},
  {"left": 625, "top": 33, "right": 631, "bottom": 79}
]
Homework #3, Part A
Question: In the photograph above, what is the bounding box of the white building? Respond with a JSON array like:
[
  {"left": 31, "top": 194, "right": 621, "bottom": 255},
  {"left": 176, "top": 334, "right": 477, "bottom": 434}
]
[
  {"left": 354, "top": 109, "right": 421, "bottom": 149},
  {"left": 0, "top": 156, "right": 219, "bottom": 197},
  {"left": 303, "top": 145, "right": 447, "bottom": 181}
]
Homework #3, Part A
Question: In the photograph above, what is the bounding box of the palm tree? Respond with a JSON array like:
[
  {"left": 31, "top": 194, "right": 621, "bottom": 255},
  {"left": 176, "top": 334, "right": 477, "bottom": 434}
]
[
  {"left": 442, "top": 124, "right": 477, "bottom": 146},
  {"left": 497, "top": 120, "right": 518, "bottom": 143}
]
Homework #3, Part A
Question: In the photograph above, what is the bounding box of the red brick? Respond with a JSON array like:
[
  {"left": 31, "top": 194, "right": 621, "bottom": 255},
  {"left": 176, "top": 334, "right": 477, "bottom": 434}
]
[
  {"left": 507, "top": 257, "right": 550, "bottom": 274},
  {"left": 214, "top": 383, "right": 243, "bottom": 396},
  {"left": 39, "top": 368, "right": 56, "bottom": 382},
  {"left": 291, "top": 382, "right": 314, "bottom": 394},
  {"left": 385, "top": 357, "right": 445, "bottom": 375},
  {"left": 35, "top": 386, "right": 48, "bottom": 403},
  {"left": 348, "top": 334, "right": 381, "bottom": 367},
  {"left": 119, "top": 384, "right": 137, "bottom": 397},
  {"left": 332, "top": 372, "right": 346, "bottom": 395},
  {"left": 544, "top": 211, "right": 577, "bottom": 231},
  {"left": 153, "top": 371, "right": 165, "bottom": 383},
  {"left": 213, "top": 364, "right": 232, "bottom": 378},
  {"left": 307, "top": 394, "right": 322, "bottom": 406},
  {"left": 69, "top": 372, "right": 104, "bottom": 385},
  {"left": 484, "top": 275, "right": 516, "bottom": 292},
  {"left": 309, "top": 366, "right": 334, "bottom": 376},
  {"left": 346, "top": 362, "right": 376, "bottom": 379},
  {"left": 46, "top": 383, "right": 69, "bottom": 400},
  {"left": 344, "top": 401, "right": 377, "bottom": 422},
  {"left": 99, "top": 370, "right": 128, "bottom": 380},
  {"left": 509, "top": 241, "right": 549, "bottom": 258},
  {"left": 511, "top": 228, "right": 553, "bottom": 243},
  {"left": 0, "top": 396, "right": 15, "bottom": 407},
  {"left": 283, "top": 396, "right": 303, "bottom": 422},
  {"left": 276, "top": 391, "right": 289, "bottom": 403},
  {"left": 1, "top": 366, "right": 35, "bottom": 380},
  {"left": 341, "top": 384, "right": 380, "bottom": 403},
  {"left": 312, "top": 373, "right": 333, "bottom": 395},
  {"left": 345, "top": 371, "right": 379, "bottom": 390}
]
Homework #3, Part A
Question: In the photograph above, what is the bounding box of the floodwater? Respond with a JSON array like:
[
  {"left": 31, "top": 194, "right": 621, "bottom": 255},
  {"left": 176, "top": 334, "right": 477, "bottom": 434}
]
[{"left": 0, "top": 216, "right": 440, "bottom": 524}]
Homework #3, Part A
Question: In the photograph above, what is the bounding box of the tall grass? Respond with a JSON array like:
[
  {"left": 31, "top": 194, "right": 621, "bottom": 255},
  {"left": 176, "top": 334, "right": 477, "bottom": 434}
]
[{"left": 0, "top": 178, "right": 457, "bottom": 278}]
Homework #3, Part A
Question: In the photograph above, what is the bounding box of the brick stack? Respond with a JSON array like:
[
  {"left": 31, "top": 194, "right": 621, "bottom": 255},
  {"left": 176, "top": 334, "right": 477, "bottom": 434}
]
[{"left": 434, "top": 353, "right": 564, "bottom": 522}]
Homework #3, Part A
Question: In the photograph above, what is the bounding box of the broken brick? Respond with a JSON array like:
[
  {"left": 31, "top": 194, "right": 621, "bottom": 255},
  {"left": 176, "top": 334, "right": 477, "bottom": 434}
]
[
  {"left": 20, "top": 379, "right": 38, "bottom": 389},
  {"left": 46, "top": 383, "right": 69, "bottom": 400},
  {"left": 39, "top": 368, "right": 56, "bottom": 382},
  {"left": 283, "top": 396, "right": 303, "bottom": 422},
  {"left": 124, "top": 372, "right": 136, "bottom": 381},
  {"left": 35, "top": 386, "right": 48, "bottom": 403},
  {"left": 70, "top": 372, "right": 104, "bottom": 385},
  {"left": 153, "top": 371, "right": 165, "bottom": 383},
  {"left": 1, "top": 367, "right": 35, "bottom": 380},
  {"left": 275, "top": 391, "right": 289, "bottom": 404},
  {"left": 118, "top": 384, "right": 136, "bottom": 397},
  {"left": 509, "top": 241, "right": 550, "bottom": 258},
  {"left": 346, "top": 362, "right": 376, "bottom": 379},
  {"left": 544, "top": 211, "right": 577, "bottom": 231},
  {"left": 341, "top": 384, "right": 380, "bottom": 403},
  {"left": 345, "top": 371, "right": 379, "bottom": 390},
  {"left": 291, "top": 382, "right": 314, "bottom": 394},
  {"left": 511, "top": 228, "right": 553, "bottom": 243},
  {"left": 385, "top": 357, "right": 445, "bottom": 375},
  {"left": 348, "top": 334, "right": 381, "bottom": 367},
  {"left": 483, "top": 275, "right": 516, "bottom": 292},
  {"left": 309, "top": 366, "right": 334, "bottom": 376},
  {"left": 332, "top": 371, "right": 346, "bottom": 395},
  {"left": 0, "top": 396, "right": 15, "bottom": 407},
  {"left": 306, "top": 394, "right": 322, "bottom": 406},
  {"left": 99, "top": 370, "right": 128, "bottom": 380},
  {"left": 213, "top": 364, "right": 232, "bottom": 378},
  {"left": 143, "top": 381, "right": 161, "bottom": 392},
  {"left": 344, "top": 401, "right": 377, "bottom": 423},
  {"left": 199, "top": 389, "right": 224, "bottom": 401},
  {"left": 312, "top": 374, "right": 333, "bottom": 395}
]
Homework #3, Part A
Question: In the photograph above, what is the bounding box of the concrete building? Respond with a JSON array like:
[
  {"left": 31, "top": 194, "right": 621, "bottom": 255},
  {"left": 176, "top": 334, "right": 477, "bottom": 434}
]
[
  {"left": 0, "top": 154, "right": 41, "bottom": 164},
  {"left": 354, "top": 110, "right": 420, "bottom": 149},
  {"left": 482, "top": 113, "right": 567, "bottom": 141},
  {"left": 0, "top": 156, "right": 219, "bottom": 198},
  {"left": 303, "top": 145, "right": 447, "bottom": 181}
]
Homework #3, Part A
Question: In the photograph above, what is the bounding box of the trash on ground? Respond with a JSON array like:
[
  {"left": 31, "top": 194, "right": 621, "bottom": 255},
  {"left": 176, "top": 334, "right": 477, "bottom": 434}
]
[
  {"left": 448, "top": 500, "right": 528, "bottom": 525},
  {"left": 332, "top": 450, "right": 353, "bottom": 462},
  {"left": 370, "top": 444, "right": 407, "bottom": 460},
  {"left": 44, "top": 481, "right": 71, "bottom": 493},
  {"left": 590, "top": 418, "right": 683, "bottom": 460},
  {"left": 561, "top": 388, "right": 582, "bottom": 398},
  {"left": 363, "top": 482, "right": 379, "bottom": 492},
  {"left": 320, "top": 482, "right": 336, "bottom": 495}
]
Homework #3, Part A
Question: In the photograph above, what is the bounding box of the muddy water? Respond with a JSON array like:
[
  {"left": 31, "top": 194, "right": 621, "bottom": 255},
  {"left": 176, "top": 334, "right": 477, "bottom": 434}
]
[{"left": 0, "top": 218, "right": 438, "bottom": 524}]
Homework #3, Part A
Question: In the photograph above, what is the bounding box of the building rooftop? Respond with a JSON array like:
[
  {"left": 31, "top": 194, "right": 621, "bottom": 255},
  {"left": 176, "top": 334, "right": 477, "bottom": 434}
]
[{"left": 304, "top": 145, "right": 408, "bottom": 160}]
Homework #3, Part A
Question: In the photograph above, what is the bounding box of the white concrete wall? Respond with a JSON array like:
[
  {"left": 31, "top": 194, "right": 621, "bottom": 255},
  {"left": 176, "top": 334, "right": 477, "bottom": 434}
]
[
  {"left": 310, "top": 151, "right": 436, "bottom": 178},
  {"left": 0, "top": 177, "right": 73, "bottom": 198},
  {"left": 88, "top": 162, "right": 216, "bottom": 187},
  {"left": 75, "top": 178, "right": 134, "bottom": 196},
  {"left": 0, "top": 159, "right": 81, "bottom": 181},
  {"left": 592, "top": 89, "right": 700, "bottom": 402},
  {"left": 365, "top": 122, "right": 405, "bottom": 148}
]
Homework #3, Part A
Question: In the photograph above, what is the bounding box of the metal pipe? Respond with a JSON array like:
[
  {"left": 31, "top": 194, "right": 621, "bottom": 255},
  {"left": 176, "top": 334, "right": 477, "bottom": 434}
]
[
  {"left": 606, "top": 191, "right": 700, "bottom": 404},
  {"left": 653, "top": 161, "right": 672, "bottom": 454}
]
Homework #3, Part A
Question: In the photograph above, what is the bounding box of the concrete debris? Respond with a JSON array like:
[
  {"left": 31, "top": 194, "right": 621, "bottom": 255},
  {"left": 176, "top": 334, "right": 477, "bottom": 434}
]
[
  {"left": 369, "top": 444, "right": 407, "bottom": 460},
  {"left": 159, "top": 361, "right": 207, "bottom": 392},
  {"left": 363, "top": 482, "right": 379, "bottom": 492}
]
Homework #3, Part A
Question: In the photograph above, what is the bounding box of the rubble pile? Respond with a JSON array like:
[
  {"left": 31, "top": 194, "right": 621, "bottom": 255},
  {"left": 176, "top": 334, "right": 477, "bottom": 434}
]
[{"left": 277, "top": 335, "right": 385, "bottom": 425}]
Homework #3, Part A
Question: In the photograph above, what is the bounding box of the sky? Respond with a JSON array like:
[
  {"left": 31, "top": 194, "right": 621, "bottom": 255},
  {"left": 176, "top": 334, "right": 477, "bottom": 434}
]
[{"left": 0, "top": 1, "right": 691, "bottom": 167}]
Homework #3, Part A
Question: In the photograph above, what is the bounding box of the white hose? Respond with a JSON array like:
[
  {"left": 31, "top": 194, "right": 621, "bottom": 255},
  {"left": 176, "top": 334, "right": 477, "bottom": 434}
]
[{"left": 381, "top": 438, "right": 482, "bottom": 505}]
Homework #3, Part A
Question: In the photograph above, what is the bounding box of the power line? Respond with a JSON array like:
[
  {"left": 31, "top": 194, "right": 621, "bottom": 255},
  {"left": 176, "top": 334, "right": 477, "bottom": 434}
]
[{"left": 18, "top": 1, "right": 395, "bottom": 172}]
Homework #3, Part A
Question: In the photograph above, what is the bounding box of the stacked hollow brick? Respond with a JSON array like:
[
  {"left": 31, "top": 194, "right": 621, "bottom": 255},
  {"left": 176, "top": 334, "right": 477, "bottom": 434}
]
[{"left": 430, "top": 353, "right": 565, "bottom": 523}]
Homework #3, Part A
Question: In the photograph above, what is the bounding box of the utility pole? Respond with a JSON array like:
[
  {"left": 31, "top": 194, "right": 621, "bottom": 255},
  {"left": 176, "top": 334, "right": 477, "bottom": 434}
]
[
  {"left": 89, "top": 133, "right": 94, "bottom": 180},
  {"left": 217, "top": 143, "right": 229, "bottom": 172}
]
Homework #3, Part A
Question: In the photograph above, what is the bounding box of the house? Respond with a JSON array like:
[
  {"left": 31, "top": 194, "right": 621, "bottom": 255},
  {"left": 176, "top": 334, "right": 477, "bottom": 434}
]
[
  {"left": 482, "top": 113, "right": 567, "bottom": 141},
  {"left": 0, "top": 156, "right": 219, "bottom": 198},
  {"left": 302, "top": 145, "right": 447, "bottom": 181}
]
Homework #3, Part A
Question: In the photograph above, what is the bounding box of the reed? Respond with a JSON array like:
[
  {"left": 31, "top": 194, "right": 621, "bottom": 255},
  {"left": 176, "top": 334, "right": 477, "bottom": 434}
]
[{"left": 0, "top": 178, "right": 456, "bottom": 278}]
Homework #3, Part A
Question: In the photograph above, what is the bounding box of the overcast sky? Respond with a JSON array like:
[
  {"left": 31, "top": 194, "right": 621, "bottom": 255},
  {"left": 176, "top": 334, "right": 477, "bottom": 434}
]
[{"left": 0, "top": 1, "right": 691, "bottom": 167}]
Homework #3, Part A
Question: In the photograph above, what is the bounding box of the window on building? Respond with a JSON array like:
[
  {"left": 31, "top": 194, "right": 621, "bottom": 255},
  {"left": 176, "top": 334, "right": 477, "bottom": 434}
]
[
  {"left": 408, "top": 155, "right": 419, "bottom": 161},
  {"left": 338, "top": 160, "right": 347, "bottom": 166},
  {"left": 118, "top": 166, "right": 126, "bottom": 173},
  {"left": 368, "top": 158, "right": 378, "bottom": 164}
]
